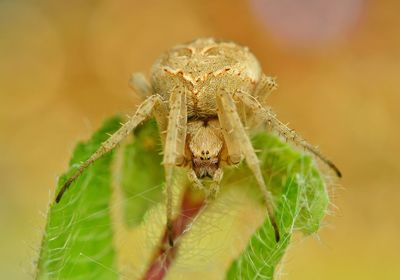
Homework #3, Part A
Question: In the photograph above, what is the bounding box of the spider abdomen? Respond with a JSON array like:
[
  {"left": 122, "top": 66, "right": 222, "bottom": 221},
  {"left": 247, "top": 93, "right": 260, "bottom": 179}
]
[{"left": 150, "top": 38, "right": 262, "bottom": 118}]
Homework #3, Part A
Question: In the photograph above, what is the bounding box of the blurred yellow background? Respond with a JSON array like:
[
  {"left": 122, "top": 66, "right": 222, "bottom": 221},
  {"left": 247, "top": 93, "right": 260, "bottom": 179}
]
[{"left": 1, "top": 0, "right": 399, "bottom": 279}]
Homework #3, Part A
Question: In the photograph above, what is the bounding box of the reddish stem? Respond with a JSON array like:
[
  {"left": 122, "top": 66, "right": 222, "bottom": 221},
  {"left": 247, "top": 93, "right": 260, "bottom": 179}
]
[{"left": 143, "top": 188, "right": 206, "bottom": 280}]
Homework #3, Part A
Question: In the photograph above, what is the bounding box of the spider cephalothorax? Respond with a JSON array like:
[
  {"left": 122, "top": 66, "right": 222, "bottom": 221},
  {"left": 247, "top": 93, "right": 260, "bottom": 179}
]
[{"left": 55, "top": 38, "right": 341, "bottom": 246}]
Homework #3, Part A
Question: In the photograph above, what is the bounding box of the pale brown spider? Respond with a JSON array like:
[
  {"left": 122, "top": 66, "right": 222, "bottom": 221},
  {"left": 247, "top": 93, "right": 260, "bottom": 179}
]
[{"left": 55, "top": 38, "right": 341, "bottom": 246}]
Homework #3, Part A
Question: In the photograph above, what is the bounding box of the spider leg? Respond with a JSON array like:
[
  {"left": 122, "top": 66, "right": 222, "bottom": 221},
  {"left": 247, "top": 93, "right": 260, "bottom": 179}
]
[
  {"left": 129, "top": 73, "right": 170, "bottom": 143},
  {"left": 163, "top": 87, "right": 187, "bottom": 247},
  {"left": 216, "top": 92, "right": 242, "bottom": 165},
  {"left": 187, "top": 167, "right": 223, "bottom": 199},
  {"left": 235, "top": 90, "right": 342, "bottom": 178},
  {"left": 55, "top": 94, "right": 164, "bottom": 203},
  {"left": 129, "top": 72, "right": 151, "bottom": 98},
  {"left": 209, "top": 168, "right": 223, "bottom": 199},
  {"left": 187, "top": 169, "right": 206, "bottom": 191},
  {"left": 217, "top": 89, "right": 280, "bottom": 241},
  {"left": 244, "top": 75, "right": 278, "bottom": 128},
  {"left": 255, "top": 74, "right": 278, "bottom": 103}
]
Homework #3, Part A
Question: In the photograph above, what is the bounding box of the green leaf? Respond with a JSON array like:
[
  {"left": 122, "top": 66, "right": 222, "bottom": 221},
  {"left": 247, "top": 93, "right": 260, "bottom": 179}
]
[
  {"left": 36, "top": 117, "right": 329, "bottom": 280},
  {"left": 120, "top": 119, "right": 164, "bottom": 227},
  {"left": 226, "top": 132, "right": 328, "bottom": 279},
  {"left": 36, "top": 117, "right": 122, "bottom": 280}
]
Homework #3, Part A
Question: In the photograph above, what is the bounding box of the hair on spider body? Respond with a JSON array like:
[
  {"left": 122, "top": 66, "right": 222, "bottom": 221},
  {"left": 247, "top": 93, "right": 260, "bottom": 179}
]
[{"left": 55, "top": 38, "right": 341, "bottom": 246}]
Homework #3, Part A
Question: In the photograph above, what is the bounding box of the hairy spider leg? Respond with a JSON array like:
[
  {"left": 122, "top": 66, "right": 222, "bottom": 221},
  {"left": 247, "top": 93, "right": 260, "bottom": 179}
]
[
  {"left": 255, "top": 74, "right": 278, "bottom": 104},
  {"left": 129, "top": 72, "right": 152, "bottom": 98},
  {"left": 55, "top": 94, "right": 166, "bottom": 203},
  {"left": 208, "top": 167, "right": 223, "bottom": 199},
  {"left": 163, "top": 87, "right": 188, "bottom": 247},
  {"left": 187, "top": 167, "right": 224, "bottom": 199},
  {"left": 217, "top": 89, "right": 280, "bottom": 242},
  {"left": 235, "top": 90, "right": 342, "bottom": 178}
]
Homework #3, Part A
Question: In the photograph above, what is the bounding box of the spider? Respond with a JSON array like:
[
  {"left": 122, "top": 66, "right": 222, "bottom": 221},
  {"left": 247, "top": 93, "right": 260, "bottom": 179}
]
[{"left": 55, "top": 38, "right": 341, "bottom": 246}]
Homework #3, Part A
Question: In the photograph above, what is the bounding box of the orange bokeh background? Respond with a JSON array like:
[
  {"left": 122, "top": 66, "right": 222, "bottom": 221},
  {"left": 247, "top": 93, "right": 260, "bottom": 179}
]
[{"left": 1, "top": 0, "right": 399, "bottom": 279}]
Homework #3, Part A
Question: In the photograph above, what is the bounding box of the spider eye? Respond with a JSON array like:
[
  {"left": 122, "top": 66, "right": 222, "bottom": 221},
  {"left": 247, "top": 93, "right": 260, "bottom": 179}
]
[{"left": 199, "top": 150, "right": 211, "bottom": 160}]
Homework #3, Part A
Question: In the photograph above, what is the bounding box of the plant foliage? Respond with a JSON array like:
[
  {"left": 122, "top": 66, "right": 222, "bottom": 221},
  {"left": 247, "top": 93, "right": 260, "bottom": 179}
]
[{"left": 36, "top": 117, "right": 328, "bottom": 280}]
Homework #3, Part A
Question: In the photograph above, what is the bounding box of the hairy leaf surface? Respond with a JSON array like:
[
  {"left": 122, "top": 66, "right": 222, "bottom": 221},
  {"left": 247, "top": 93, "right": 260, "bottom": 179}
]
[
  {"left": 37, "top": 118, "right": 329, "bottom": 280},
  {"left": 36, "top": 117, "right": 122, "bottom": 280},
  {"left": 226, "top": 133, "right": 328, "bottom": 279}
]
